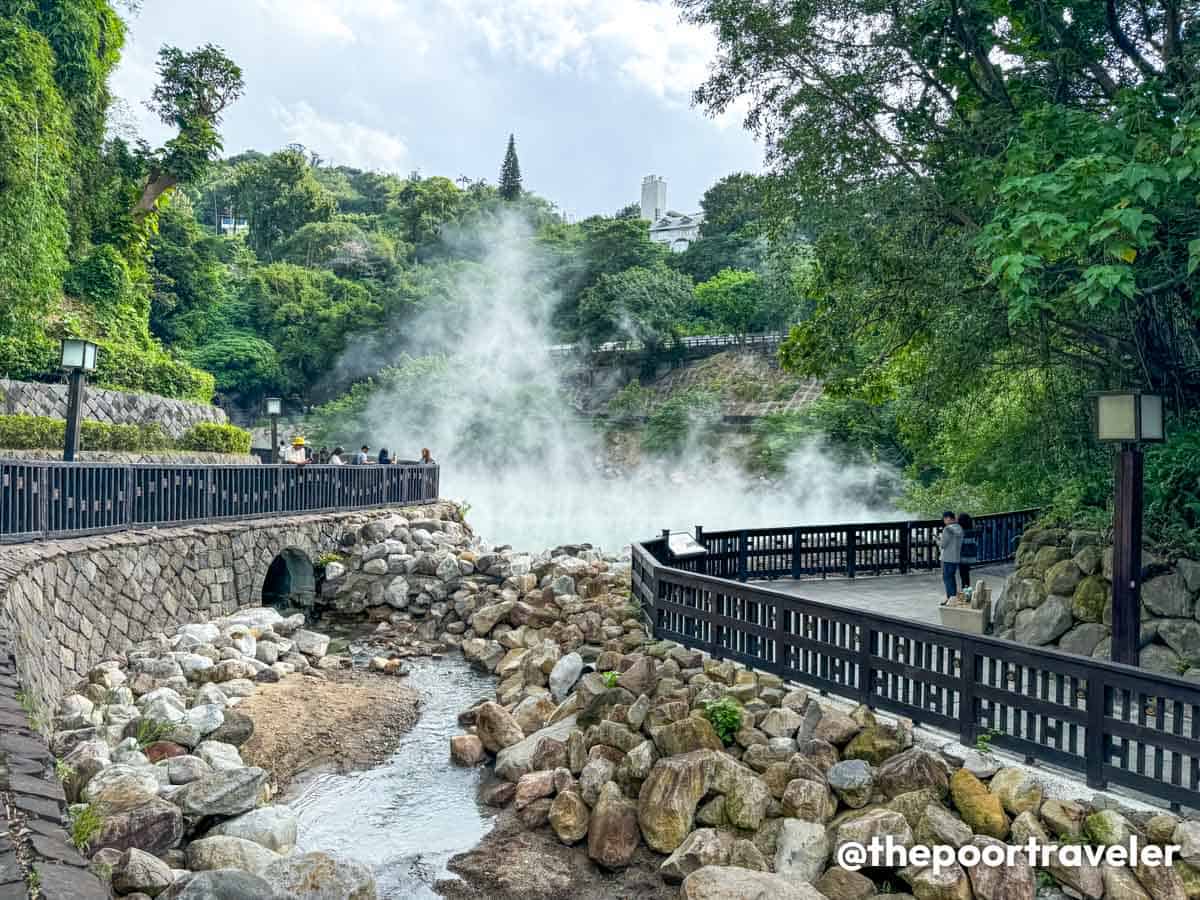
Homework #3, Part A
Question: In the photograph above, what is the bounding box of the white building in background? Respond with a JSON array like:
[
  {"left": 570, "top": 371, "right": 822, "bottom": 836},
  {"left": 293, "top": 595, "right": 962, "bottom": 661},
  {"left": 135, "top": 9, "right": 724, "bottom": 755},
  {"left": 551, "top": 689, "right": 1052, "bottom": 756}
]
[{"left": 640, "top": 174, "right": 704, "bottom": 253}]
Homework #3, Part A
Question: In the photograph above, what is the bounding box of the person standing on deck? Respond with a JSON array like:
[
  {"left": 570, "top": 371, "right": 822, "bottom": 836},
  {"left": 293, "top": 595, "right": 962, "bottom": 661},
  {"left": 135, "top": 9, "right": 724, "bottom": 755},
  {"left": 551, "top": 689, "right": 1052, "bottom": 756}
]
[
  {"left": 957, "top": 512, "right": 979, "bottom": 587},
  {"left": 939, "top": 510, "right": 963, "bottom": 602}
]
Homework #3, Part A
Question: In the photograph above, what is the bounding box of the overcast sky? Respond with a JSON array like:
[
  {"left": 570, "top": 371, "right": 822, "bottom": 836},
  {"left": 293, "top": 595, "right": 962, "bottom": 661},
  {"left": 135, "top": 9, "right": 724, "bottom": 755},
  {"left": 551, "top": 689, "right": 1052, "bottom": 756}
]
[{"left": 110, "top": 0, "right": 763, "bottom": 218}]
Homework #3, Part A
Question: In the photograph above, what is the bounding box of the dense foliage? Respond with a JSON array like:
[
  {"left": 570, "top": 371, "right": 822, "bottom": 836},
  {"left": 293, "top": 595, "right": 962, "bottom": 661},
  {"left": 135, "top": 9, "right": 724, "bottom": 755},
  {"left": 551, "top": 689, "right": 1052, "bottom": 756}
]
[
  {"left": 0, "top": 1, "right": 239, "bottom": 400},
  {"left": 684, "top": 0, "right": 1200, "bottom": 547}
]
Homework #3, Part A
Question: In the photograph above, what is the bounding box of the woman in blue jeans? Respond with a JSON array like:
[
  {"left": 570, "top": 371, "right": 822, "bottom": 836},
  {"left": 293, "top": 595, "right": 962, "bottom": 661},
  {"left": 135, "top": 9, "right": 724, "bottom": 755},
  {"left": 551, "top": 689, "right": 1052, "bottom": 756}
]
[{"left": 939, "top": 510, "right": 964, "bottom": 601}]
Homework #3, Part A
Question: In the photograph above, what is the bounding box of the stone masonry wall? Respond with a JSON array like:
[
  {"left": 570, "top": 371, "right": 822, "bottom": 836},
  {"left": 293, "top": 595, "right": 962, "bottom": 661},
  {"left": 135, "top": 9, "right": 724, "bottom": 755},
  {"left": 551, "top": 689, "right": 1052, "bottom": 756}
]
[
  {"left": 994, "top": 524, "right": 1200, "bottom": 677},
  {"left": 0, "top": 378, "right": 227, "bottom": 439},
  {"left": 0, "top": 501, "right": 456, "bottom": 718}
]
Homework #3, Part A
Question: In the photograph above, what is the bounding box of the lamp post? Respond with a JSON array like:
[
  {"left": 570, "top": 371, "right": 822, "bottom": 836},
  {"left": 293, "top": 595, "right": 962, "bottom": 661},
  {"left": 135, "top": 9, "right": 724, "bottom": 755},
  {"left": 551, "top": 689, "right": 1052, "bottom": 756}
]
[
  {"left": 1092, "top": 390, "right": 1166, "bottom": 666},
  {"left": 265, "top": 397, "right": 282, "bottom": 464},
  {"left": 60, "top": 339, "right": 98, "bottom": 462}
]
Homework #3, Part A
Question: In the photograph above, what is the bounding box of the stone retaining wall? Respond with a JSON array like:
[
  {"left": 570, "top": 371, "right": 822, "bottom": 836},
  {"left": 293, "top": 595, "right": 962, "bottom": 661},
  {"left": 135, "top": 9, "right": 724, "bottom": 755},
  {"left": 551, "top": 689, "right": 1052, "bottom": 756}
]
[
  {"left": 0, "top": 449, "right": 258, "bottom": 465},
  {"left": 0, "top": 501, "right": 456, "bottom": 718},
  {"left": 0, "top": 378, "right": 226, "bottom": 439},
  {"left": 994, "top": 524, "right": 1200, "bottom": 676}
]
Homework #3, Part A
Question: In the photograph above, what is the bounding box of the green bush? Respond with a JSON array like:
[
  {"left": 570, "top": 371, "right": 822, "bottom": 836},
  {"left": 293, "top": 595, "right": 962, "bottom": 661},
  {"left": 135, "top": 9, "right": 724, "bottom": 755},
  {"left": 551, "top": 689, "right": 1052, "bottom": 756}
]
[
  {"left": 179, "top": 422, "right": 251, "bottom": 454},
  {"left": 703, "top": 697, "right": 744, "bottom": 745},
  {"left": 642, "top": 389, "right": 720, "bottom": 455},
  {"left": 0, "top": 333, "right": 58, "bottom": 380},
  {"left": 0, "top": 415, "right": 180, "bottom": 451},
  {"left": 94, "top": 342, "right": 215, "bottom": 403}
]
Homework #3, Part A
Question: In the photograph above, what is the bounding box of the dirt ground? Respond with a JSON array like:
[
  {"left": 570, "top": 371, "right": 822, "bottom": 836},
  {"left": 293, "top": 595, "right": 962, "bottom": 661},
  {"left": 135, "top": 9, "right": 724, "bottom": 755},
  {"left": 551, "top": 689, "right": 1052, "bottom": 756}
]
[
  {"left": 436, "top": 808, "right": 672, "bottom": 900},
  {"left": 236, "top": 668, "right": 421, "bottom": 797}
]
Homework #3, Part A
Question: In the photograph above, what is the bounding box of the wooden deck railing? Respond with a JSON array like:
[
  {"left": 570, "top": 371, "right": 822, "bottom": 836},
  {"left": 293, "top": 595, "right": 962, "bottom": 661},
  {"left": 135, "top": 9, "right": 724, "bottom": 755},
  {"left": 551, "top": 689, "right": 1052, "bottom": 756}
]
[
  {"left": 633, "top": 511, "right": 1200, "bottom": 810},
  {"left": 0, "top": 461, "right": 439, "bottom": 543}
]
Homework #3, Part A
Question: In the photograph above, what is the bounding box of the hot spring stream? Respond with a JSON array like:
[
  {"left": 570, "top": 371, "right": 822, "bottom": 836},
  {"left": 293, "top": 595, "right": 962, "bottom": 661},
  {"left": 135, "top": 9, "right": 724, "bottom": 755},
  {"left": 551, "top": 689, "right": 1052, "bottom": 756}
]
[{"left": 287, "top": 653, "right": 500, "bottom": 898}]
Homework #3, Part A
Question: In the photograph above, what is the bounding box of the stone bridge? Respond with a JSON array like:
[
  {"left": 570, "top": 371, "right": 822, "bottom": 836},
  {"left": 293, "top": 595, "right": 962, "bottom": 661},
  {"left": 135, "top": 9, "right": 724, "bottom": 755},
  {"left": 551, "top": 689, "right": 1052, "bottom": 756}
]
[{"left": 0, "top": 501, "right": 458, "bottom": 716}]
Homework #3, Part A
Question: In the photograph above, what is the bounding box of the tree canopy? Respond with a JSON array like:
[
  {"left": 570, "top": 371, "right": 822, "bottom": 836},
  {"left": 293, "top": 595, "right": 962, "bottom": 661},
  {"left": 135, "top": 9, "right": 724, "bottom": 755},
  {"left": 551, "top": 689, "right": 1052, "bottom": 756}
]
[{"left": 499, "top": 133, "right": 523, "bottom": 201}]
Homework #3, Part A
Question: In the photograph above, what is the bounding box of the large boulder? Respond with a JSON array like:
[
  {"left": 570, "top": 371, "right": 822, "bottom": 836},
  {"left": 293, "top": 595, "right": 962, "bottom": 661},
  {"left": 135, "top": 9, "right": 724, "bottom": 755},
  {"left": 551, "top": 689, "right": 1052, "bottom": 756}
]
[
  {"left": 476, "top": 702, "right": 525, "bottom": 755},
  {"left": 774, "top": 818, "right": 829, "bottom": 883},
  {"left": 260, "top": 851, "right": 377, "bottom": 899},
  {"left": 660, "top": 828, "right": 733, "bottom": 884},
  {"left": 549, "top": 653, "right": 583, "bottom": 701},
  {"left": 681, "top": 865, "right": 828, "bottom": 900},
  {"left": 1045, "top": 560, "right": 1083, "bottom": 596},
  {"left": 111, "top": 847, "right": 174, "bottom": 897},
  {"left": 93, "top": 798, "right": 184, "bottom": 857},
  {"left": 828, "top": 759, "right": 874, "bottom": 808},
  {"left": 876, "top": 748, "right": 949, "bottom": 799},
  {"left": 160, "top": 869, "right": 292, "bottom": 900},
  {"left": 187, "top": 835, "right": 281, "bottom": 874},
  {"left": 549, "top": 791, "right": 589, "bottom": 844},
  {"left": 82, "top": 764, "right": 158, "bottom": 808},
  {"left": 833, "top": 808, "right": 913, "bottom": 856},
  {"left": 588, "top": 782, "right": 640, "bottom": 869},
  {"left": 950, "top": 769, "right": 1008, "bottom": 839},
  {"left": 1014, "top": 596, "right": 1073, "bottom": 645},
  {"left": 988, "top": 768, "right": 1042, "bottom": 817},
  {"left": 1143, "top": 573, "right": 1194, "bottom": 619},
  {"left": 494, "top": 716, "right": 578, "bottom": 783},
  {"left": 966, "top": 836, "right": 1034, "bottom": 900},
  {"left": 206, "top": 806, "right": 298, "bottom": 854},
  {"left": 724, "top": 772, "right": 771, "bottom": 831},
  {"left": 781, "top": 778, "right": 837, "bottom": 823},
  {"left": 1072, "top": 577, "right": 1111, "bottom": 624},
  {"left": 174, "top": 767, "right": 268, "bottom": 819},
  {"left": 637, "top": 750, "right": 716, "bottom": 853},
  {"left": 652, "top": 716, "right": 724, "bottom": 756}
]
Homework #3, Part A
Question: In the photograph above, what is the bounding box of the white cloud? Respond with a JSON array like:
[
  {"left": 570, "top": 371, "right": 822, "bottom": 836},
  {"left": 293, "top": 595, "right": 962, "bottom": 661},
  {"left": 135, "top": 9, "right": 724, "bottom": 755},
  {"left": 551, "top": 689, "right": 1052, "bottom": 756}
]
[
  {"left": 443, "top": 0, "right": 716, "bottom": 104},
  {"left": 273, "top": 101, "right": 409, "bottom": 172},
  {"left": 253, "top": 0, "right": 407, "bottom": 44}
]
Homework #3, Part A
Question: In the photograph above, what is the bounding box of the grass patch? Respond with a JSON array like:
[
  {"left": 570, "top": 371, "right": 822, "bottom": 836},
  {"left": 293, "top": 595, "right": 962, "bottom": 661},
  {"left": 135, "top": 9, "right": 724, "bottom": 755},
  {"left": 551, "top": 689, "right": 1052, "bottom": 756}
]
[{"left": 68, "top": 804, "right": 103, "bottom": 852}]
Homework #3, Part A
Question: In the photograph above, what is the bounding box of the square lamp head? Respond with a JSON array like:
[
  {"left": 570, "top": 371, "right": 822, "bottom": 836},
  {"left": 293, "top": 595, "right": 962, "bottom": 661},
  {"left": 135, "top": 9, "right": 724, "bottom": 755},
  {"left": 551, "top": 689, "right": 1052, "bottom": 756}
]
[
  {"left": 60, "top": 338, "right": 98, "bottom": 372},
  {"left": 265, "top": 397, "right": 283, "bottom": 417},
  {"left": 1093, "top": 390, "right": 1165, "bottom": 443}
]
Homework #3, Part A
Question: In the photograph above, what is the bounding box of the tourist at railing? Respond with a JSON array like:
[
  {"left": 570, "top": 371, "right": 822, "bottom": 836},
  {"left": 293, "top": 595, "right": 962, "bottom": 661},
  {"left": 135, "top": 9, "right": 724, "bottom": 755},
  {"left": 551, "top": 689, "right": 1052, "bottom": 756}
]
[
  {"left": 285, "top": 436, "right": 309, "bottom": 465},
  {"left": 329, "top": 446, "right": 346, "bottom": 465},
  {"left": 958, "top": 511, "right": 980, "bottom": 587},
  {"left": 378, "top": 448, "right": 391, "bottom": 465},
  {"left": 317, "top": 447, "right": 331, "bottom": 464},
  {"left": 421, "top": 448, "right": 435, "bottom": 465},
  {"left": 939, "top": 510, "right": 964, "bottom": 601}
]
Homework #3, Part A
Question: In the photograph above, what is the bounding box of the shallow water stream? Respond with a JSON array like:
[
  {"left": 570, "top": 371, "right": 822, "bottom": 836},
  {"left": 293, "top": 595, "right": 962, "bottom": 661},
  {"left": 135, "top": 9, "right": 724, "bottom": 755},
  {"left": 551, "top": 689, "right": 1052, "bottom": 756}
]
[{"left": 288, "top": 653, "right": 499, "bottom": 898}]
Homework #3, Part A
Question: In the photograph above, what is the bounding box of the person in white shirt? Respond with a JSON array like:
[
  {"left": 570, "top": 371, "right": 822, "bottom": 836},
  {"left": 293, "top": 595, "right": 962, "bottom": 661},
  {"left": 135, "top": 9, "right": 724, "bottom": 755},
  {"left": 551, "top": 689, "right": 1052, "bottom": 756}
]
[
  {"left": 355, "top": 445, "right": 371, "bottom": 464},
  {"left": 285, "top": 437, "right": 308, "bottom": 464},
  {"left": 329, "top": 446, "right": 345, "bottom": 465}
]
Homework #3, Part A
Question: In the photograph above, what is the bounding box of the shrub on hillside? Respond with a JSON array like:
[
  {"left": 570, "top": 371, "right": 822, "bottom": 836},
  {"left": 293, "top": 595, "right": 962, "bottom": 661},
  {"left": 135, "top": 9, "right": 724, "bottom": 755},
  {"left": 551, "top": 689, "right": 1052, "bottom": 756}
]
[
  {"left": 94, "top": 343, "right": 215, "bottom": 403},
  {"left": 0, "top": 334, "right": 58, "bottom": 381},
  {"left": 179, "top": 422, "right": 251, "bottom": 455}
]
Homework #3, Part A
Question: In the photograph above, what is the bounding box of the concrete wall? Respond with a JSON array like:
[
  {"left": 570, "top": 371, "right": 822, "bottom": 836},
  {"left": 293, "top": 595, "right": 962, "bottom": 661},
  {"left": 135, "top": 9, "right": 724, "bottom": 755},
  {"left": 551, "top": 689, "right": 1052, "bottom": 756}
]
[
  {"left": 0, "top": 378, "right": 227, "bottom": 439},
  {"left": 0, "top": 501, "right": 456, "bottom": 716}
]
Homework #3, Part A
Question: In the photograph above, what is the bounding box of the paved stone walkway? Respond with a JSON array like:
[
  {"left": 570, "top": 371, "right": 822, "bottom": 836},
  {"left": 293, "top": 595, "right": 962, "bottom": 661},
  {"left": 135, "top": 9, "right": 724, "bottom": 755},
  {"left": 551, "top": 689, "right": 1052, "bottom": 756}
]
[
  {"left": 0, "top": 629, "right": 107, "bottom": 900},
  {"left": 754, "top": 564, "right": 1014, "bottom": 625}
]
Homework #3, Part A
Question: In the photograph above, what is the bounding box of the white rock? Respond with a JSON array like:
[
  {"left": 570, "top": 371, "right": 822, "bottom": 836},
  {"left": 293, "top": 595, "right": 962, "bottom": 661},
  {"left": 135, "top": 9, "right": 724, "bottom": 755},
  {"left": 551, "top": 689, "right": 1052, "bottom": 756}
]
[
  {"left": 207, "top": 805, "right": 298, "bottom": 854},
  {"left": 196, "top": 740, "right": 245, "bottom": 771}
]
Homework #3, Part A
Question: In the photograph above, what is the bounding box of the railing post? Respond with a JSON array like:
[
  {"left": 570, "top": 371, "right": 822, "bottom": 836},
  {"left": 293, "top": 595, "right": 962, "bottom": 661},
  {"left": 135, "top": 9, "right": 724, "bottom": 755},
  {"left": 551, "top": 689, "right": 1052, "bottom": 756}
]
[
  {"left": 846, "top": 527, "right": 857, "bottom": 579},
  {"left": 738, "top": 530, "right": 749, "bottom": 582},
  {"left": 1085, "top": 675, "right": 1107, "bottom": 789},
  {"left": 900, "top": 523, "right": 911, "bottom": 574},
  {"left": 859, "top": 624, "right": 875, "bottom": 707},
  {"left": 39, "top": 465, "right": 49, "bottom": 540},
  {"left": 957, "top": 638, "right": 978, "bottom": 747},
  {"left": 791, "top": 527, "right": 801, "bottom": 579}
]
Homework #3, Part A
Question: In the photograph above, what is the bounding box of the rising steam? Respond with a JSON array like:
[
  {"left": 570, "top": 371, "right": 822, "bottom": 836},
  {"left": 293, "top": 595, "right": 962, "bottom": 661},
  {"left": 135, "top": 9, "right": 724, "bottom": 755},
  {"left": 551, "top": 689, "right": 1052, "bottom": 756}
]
[{"left": 330, "top": 212, "right": 900, "bottom": 551}]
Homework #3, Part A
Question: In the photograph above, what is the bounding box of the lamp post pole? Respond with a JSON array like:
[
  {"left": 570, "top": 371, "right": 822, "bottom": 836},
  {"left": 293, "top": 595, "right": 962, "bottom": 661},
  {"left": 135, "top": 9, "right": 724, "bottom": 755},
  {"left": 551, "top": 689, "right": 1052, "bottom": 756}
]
[
  {"left": 1110, "top": 445, "right": 1144, "bottom": 666},
  {"left": 63, "top": 368, "right": 85, "bottom": 462},
  {"left": 270, "top": 415, "right": 279, "bottom": 465}
]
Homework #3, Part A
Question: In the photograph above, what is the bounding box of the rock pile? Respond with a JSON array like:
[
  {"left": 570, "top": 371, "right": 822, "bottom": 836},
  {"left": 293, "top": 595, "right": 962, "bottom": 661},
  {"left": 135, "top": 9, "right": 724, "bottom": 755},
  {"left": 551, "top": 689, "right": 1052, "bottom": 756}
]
[
  {"left": 449, "top": 566, "right": 1200, "bottom": 900},
  {"left": 995, "top": 525, "right": 1200, "bottom": 675},
  {"left": 48, "top": 606, "right": 376, "bottom": 899}
]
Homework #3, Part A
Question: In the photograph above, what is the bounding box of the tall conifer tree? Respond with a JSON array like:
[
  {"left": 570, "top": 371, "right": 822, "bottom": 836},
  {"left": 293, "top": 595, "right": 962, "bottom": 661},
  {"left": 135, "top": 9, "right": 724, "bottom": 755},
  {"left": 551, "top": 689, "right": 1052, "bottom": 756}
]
[{"left": 498, "top": 133, "right": 522, "bottom": 200}]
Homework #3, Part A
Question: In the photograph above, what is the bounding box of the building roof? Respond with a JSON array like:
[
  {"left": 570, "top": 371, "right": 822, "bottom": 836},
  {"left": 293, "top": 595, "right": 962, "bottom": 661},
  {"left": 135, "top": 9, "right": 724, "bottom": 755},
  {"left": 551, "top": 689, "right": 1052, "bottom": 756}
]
[{"left": 650, "top": 211, "right": 705, "bottom": 233}]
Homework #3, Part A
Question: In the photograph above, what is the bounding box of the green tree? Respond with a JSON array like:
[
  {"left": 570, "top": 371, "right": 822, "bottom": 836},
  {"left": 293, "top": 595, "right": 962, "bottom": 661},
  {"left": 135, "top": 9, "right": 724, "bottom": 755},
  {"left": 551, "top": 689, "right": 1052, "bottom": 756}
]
[
  {"left": 578, "top": 264, "right": 694, "bottom": 349},
  {"left": 684, "top": 0, "right": 1200, "bottom": 528},
  {"left": 138, "top": 43, "right": 244, "bottom": 220},
  {"left": 183, "top": 333, "right": 280, "bottom": 397},
  {"left": 692, "top": 268, "right": 792, "bottom": 336},
  {"left": 233, "top": 149, "right": 337, "bottom": 259},
  {"left": 498, "top": 133, "right": 522, "bottom": 201}
]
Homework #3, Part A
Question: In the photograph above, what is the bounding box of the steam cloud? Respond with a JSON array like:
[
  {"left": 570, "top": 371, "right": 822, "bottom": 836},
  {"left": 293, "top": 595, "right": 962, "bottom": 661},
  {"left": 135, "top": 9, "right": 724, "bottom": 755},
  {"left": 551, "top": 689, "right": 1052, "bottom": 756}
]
[{"left": 331, "top": 213, "right": 900, "bottom": 552}]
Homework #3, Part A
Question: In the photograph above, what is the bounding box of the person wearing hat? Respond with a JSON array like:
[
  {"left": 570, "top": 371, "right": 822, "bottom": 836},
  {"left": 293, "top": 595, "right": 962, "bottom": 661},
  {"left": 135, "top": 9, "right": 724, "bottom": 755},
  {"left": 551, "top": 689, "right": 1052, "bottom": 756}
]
[{"left": 285, "top": 436, "right": 309, "bottom": 464}]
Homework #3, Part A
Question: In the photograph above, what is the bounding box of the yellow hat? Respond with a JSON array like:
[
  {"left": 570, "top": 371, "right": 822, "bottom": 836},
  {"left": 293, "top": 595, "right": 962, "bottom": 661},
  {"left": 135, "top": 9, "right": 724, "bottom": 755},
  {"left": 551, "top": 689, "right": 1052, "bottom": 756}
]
[{"left": 291, "top": 436, "right": 306, "bottom": 446}]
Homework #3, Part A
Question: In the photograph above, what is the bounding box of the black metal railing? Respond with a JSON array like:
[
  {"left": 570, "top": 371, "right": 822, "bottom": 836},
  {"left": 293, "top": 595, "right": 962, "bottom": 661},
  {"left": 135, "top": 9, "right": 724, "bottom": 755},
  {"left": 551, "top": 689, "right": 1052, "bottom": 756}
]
[
  {"left": 633, "top": 511, "right": 1200, "bottom": 810},
  {"left": 664, "top": 510, "right": 1036, "bottom": 582},
  {"left": 0, "top": 461, "right": 439, "bottom": 543}
]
